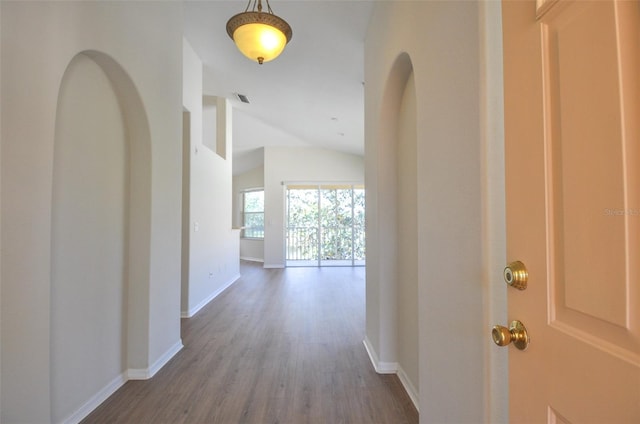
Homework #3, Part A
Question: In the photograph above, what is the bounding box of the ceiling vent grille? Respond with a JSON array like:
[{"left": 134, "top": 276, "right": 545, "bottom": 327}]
[{"left": 235, "top": 93, "right": 250, "bottom": 104}]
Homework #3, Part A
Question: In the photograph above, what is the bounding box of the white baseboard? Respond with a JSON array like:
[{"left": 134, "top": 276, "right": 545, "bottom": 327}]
[
  {"left": 60, "top": 373, "right": 127, "bottom": 424},
  {"left": 126, "top": 367, "right": 150, "bottom": 380},
  {"left": 240, "top": 256, "right": 264, "bottom": 263},
  {"left": 127, "top": 339, "right": 184, "bottom": 380},
  {"left": 362, "top": 337, "right": 398, "bottom": 374},
  {"left": 363, "top": 337, "right": 419, "bottom": 412},
  {"left": 149, "top": 340, "right": 183, "bottom": 378},
  {"left": 181, "top": 273, "right": 240, "bottom": 318},
  {"left": 397, "top": 365, "right": 420, "bottom": 413},
  {"left": 61, "top": 339, "right": 184, "bottom": 423},
  {"left": 263, "top": 263, "right": 285, "bottom": 269}
]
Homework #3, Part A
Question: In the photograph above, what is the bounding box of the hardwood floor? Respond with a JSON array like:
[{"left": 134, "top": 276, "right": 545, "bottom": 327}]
[{"left": 82, "top": 261, "right": 418, "bottom": 424}]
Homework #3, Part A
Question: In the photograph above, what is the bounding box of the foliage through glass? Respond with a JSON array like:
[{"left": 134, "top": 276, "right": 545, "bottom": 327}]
[
  {"left": 286, "top": 185, "right": 365, "bottom": 264},
  {"left": 243, "top": 190, "right": 264, "bottom": 238}
]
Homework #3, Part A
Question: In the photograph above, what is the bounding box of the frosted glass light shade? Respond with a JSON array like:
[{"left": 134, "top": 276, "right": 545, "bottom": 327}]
[
  {"left": 227, "top": 11, "right": 292, "bottom": 65},
  {"left": 233, "top": 23, "right": 287, "bottom": 64}
]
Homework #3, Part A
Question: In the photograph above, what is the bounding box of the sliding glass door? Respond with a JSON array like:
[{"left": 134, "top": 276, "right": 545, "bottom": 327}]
[
  {"left": 286, "top": 184, "right": 365, "bottom": 267},
  {"left": 286, "top": 187, "right": 319, "bottom": 266}
]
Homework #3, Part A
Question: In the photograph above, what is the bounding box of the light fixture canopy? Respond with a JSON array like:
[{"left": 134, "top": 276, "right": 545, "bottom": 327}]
[{"left": 226, "top": 0, "right": 292, "bottom": 65}]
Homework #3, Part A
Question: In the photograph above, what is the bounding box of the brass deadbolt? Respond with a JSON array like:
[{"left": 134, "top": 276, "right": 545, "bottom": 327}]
[{"left": 504, "top": 261, "right": 528, "bottom": 290}]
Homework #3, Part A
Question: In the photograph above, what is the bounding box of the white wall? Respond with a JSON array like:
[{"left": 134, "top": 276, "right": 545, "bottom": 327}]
[
  {"left": 480, "top": 2, "right": 508, "bottom": 422},
  {"left": 233, "top": 164, "right": 266, "bottom": 262},
  {"left": 263, "top": 147, "right": 364, "bottom": 268},
  {"left": 1, "top": 2, "right": 183, "bottom": 422},
  {"left": 0, "top": 3, "right": 3, "bottom": 419},
  {"left": 182, "top": 39, "right": 240, "bottom": 318},
  {"left": 364, "top": 1, "right": 506, "bottom": 423}
]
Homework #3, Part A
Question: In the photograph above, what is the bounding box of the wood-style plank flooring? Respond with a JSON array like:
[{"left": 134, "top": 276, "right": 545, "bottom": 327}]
[{"left": 82, "top": 261, "right": 418, "bottom": 423}]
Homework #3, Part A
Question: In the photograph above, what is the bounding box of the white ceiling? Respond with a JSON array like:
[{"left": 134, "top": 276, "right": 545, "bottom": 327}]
[{"left": 183, "top": 0, "right": 373, "bottom": 174}]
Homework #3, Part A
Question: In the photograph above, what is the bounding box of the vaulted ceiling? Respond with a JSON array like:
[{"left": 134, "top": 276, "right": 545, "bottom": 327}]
[{"left": 183, "top": 1, "right": 374, "bottom": 174}]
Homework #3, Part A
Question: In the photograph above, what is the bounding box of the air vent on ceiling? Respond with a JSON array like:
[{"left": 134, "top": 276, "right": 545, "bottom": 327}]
[{"left": 235, "top": 93, "right": 250, "bottom": 104}]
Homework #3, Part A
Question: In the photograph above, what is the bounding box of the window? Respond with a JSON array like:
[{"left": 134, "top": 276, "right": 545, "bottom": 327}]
[{"left": 242, "top": 189, "right": 264, "bottom": 239}]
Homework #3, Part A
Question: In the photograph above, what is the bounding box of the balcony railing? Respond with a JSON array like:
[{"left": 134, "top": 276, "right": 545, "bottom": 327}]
[
  {"left": 286, "top": 226, "right": 318, "bottom": 261},
  {"left": 286, "top": 225, "right": 365, "bottom": 265}
]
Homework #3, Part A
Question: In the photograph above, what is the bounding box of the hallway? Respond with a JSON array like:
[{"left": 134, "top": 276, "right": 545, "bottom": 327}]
[{"left": 82, "top": 261, "right": 418, "bottom": 423}]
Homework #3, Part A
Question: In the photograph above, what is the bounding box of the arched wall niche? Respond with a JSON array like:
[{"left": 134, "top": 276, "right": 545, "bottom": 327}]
[
  {"left": 50, "top": 50, "right": 152, "bottom": 422},
  {"left": 82, "top": 50, "right": 153, "bottom": 374},
  {"left": 366, "top": 51, "right": 419, "bottom": 407},
  {"left": 394, "top": 66, "right": 419, "bottom": 404}
]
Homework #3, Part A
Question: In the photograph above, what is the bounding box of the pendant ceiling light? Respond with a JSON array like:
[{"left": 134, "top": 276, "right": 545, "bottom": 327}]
[{"left": 226, "top": 0, "right": 292, "bottom": 65}]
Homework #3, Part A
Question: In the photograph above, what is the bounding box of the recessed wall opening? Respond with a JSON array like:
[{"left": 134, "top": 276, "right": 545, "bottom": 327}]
[
  {"left": 50, "top": 49, "right": 153, "bottom": 423},
  {"left": 369, "top": 51, "right": 419, "bottom": 409},
  {"left": 51, "top": 52, "right": 128, "bottom": 423},
  {"left": 181, "top": 108, "right": 191, "bottom": 315},
  {"left": 202, "top": 95, "right": 226, "bottom": 159}
]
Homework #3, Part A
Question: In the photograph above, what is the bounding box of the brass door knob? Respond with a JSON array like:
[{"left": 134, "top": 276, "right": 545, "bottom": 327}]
[
  {"left": 504, "top": 261, "right": 528, "bottom": 290},
  {"left": 492, "top": 320, "right": 530, "bottom": 350}
]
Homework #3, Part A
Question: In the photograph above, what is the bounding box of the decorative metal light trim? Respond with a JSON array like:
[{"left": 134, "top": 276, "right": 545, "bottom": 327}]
[{"left": 226, "top": 0, "right": 293, "bottom": 65}]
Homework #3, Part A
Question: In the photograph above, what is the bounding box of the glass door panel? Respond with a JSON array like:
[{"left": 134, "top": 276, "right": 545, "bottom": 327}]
[
  {"left": 353, "top": 187, "right": 366, "bottom": 265},
  {"left": 286, "top": 184, "right": 365, "bottom": 267},
  {"left": 286, "top": 188, "right": 319, "bottom": 266},
  {"left": 320, "top": 188, "right": 354, "bottom": 266}
]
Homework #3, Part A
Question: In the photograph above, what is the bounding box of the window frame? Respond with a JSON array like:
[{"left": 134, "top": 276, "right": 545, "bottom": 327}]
[{"left": 241, "top": 188, "right": 265, "bottom": 239}]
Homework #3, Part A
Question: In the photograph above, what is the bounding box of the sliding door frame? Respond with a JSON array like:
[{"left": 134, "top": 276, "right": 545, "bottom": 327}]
[{"left": 285, "top": 182, "right": 365, "bottom": 267}]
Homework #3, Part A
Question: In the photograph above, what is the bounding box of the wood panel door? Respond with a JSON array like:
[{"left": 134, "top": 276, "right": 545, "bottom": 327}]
[{"left": 502, "top": 1, "right": 640, "bottom": 422}]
